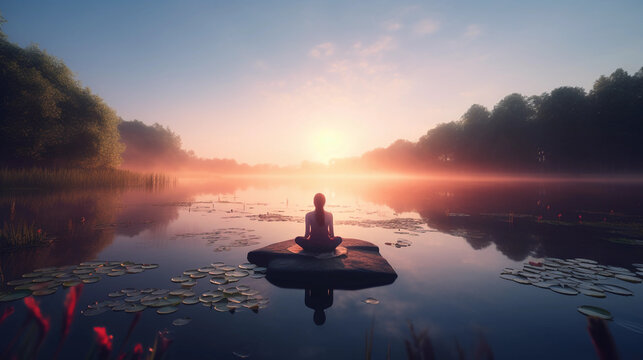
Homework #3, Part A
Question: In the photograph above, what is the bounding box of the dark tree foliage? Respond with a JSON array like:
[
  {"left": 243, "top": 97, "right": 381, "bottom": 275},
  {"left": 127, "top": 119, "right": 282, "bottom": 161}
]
[
  {"left": 0, "top": 27, "right": 123, "bottom": 168},
  {"left": 118, "top": 120, "right": 188, "bottom": 169},
  {"left": 352, "top": 67, "right": 643, "bottom": 174}
]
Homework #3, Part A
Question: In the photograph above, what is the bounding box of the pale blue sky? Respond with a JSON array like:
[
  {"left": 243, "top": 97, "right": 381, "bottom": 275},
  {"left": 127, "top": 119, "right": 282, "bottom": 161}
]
[{"left": 3, "top": 1, "right": 642, "bottom": 165}]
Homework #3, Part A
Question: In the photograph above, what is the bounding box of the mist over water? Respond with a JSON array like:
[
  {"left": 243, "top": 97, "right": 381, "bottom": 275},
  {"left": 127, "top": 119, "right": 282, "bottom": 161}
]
[{"left": 1, "top": 176, "right": 642, "bottom": 359}]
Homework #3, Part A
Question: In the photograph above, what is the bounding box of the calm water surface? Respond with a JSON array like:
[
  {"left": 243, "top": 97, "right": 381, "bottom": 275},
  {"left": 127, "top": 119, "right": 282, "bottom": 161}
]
[{"left": 1, "top": 177, "right": 643, "bottom": 359}]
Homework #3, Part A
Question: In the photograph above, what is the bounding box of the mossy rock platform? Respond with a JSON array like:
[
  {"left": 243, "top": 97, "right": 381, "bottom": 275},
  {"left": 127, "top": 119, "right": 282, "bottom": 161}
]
[{"left": 247, "top": 238, "right": 397, "bottom": 290}]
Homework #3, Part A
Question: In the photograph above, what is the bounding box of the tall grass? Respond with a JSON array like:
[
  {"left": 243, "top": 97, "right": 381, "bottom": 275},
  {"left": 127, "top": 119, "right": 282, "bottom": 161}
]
[
  {"left": 0, "top": 221, "right": 48, "bottom": 249},
  {"left": 0, "top": 168, "right": 175, "bottom": 190}
]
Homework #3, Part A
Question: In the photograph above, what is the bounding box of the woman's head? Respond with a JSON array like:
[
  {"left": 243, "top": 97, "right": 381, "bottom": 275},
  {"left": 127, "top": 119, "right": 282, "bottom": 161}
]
[
  {"left": 313, "top": 193, "right": 326, "bottom": 208},
  {"left": 313, "top": 193, "right": 326, "bottom": 226}
]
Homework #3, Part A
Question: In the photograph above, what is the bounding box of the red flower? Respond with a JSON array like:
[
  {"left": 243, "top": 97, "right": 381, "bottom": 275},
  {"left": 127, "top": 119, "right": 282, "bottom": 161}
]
[
  {"left": 93, "top": 326, "right": 114, "bottom": 352},
  {"left": 37, "top": 229, "right": 42, "bottom": 234},
  {"left": 63, "top": 284, "right": 83, "bottom": 335},
  {"left": 133, "top": 343, "right": 143, "bottom": 354},
  {"left": 24, "top": 297, "right": 50, "bottom": 333},
  {"left": 0, "top": 306, "right": 14, "bottom": 325}
]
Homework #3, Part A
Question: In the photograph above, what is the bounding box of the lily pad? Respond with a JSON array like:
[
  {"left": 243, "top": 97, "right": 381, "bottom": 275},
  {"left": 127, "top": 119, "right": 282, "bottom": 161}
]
[
  {"left": 500, "top": 274, "right": 530, "bottom": 284},
  {"left": 578, "top": 305, "right": 612, "bottom": 320},
  {"left": 33, "top": 288, "right": 57, "bottom": 296},
  {"left": 253, "top": 267, "right": 267, "bottom": 273},
  {"left": 125, "top": 295, "right": 144, "bottom": 303},
  {"left": 225, "top": 270, "right": 249, "bottom": 278},
  {"left": 550, "top": 285, "right": 579, "bottom": 295},
  {"left": 238, "top": 263, "right": 257, "bottom": 270},
  {"left": 171, "top": 276, "right": 190, "bottom": 283},
  {"left": 82, "top": 307, "right": 109, "bottom": 316},
  {"left": 598, "top": 283, "right": 633, "bottom": 296},
  {"left": 0, "top": 290, "right": 32, "bottom": 302},
  {"left": 63, "top": 280, "right": 82, "bottom": 287},
  {"left": 173, "top": 317, "right": 192, "bottom": 326},
  {"left": 214, "top": 304, "right": 229, "bottom": 312},
  {"left": 578, "top": 288, "right": 606, "bottom": 298},
  {"left": 125, "top": 304, "right": 147, "bottom": 313},
  {"left": 181, "top": 280, "right": 197, "bottom": 287},
  {"left": 210, "top": 278, "right": 227, "bottom": 285},
  {"left": 182, "top": 297, "right": 199, "bottom": 305},
  {"left": 7, "top": 278, "right": 33, "bottom": 286},
  {"left": 363, "top": 297, "right": 380, "bottom": 305},
  {"left": 615, "top": 274, "right": 641, "bottom": 283},
  {"left": 157, "top": 306, "right": 178, "bottom": 314},
  {"left": 141, "top": 264, "right": 159, "bottom": 269}
]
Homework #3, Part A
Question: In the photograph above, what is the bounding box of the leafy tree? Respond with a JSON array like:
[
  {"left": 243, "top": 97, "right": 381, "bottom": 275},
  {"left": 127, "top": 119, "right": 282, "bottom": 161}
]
[
  {"left": 0, "top": 26, "right": 123, "bottom": 168},
  {"left": 346, "top": 67, "right": 643, "bottom": 174}
]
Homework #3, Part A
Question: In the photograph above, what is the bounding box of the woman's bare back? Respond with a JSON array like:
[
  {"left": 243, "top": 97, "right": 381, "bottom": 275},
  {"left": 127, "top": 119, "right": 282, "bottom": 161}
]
[{"left": 305, "top": 211, "right": 334, "bottom": 239}]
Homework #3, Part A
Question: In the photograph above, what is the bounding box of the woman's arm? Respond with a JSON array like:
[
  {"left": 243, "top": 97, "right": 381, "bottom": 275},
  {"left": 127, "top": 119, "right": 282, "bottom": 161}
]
[
  {"left": 328, "top": 213, "right": 334, "bottom": 237},
  {"left": 305, "top": 213, "right": 310, "bottom": 237}
]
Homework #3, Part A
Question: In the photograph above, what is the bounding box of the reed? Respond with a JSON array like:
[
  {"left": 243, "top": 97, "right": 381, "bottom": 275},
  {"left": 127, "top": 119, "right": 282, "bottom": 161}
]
[
  {"left": 0, "top": 168, "right": 174, "bottom": 190},
  {"left": 0, "top": 221, "right": 48, "bottom": 249}
]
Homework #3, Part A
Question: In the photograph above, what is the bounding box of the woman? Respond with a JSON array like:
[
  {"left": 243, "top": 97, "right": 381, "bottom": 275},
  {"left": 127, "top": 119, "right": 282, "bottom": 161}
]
[{"left": 295, "top": 193, "right": 342, "bottom": 252}]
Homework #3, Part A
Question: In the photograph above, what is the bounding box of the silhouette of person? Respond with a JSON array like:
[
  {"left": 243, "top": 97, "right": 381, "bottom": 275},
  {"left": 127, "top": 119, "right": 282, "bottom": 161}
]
[
  {"left": 305, "top": 288, "right": 333, "bottom": 326},
  {"left": 295, "top": 193, "right": 342, "bottom": 252}
]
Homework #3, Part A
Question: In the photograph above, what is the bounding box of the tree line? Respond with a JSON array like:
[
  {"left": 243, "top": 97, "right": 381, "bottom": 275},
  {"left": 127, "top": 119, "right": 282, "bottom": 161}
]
[
  {"left": 334, "top": 67, "right": 643, "bottom": 174},
  {"left": 0, "top": 18, "right": 122, "bottom": 168},
  {"left": 2, "top": 13, "right": 642, "bottom": 174},
  {"left": 0, "top": 19, "right": 259, "bottom": 173}
]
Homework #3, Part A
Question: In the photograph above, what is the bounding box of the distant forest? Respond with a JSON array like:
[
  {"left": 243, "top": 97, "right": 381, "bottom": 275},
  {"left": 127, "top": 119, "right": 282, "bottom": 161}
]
[
  {"left": 334, "top": 68, "right": 643, "bottom": 174},
  {"left": 2, "top": 17, "right": 642, "bottom": 174}
]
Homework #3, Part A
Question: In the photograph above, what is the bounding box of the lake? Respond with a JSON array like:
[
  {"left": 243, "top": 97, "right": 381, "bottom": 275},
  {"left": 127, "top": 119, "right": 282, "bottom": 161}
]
[{"left": 1, "top": 176, "right": 643, "bottom": 359}]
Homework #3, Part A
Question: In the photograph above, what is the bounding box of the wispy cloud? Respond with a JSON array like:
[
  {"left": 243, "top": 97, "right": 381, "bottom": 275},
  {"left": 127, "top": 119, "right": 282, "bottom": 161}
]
[
  {"left": 413, "top": 18, "right": 440, "bottom": 36},
  {"left": 383, "top": 20, "right": 402, "bottom": 32},
  {"left": 463, "top": 24, "right": 482, "bottom": 40},
  {"left": 309, "top": 42, "right": 335, "bottom": 58},
  {"left": 253, "top": 59, "right": 268, "bottom": 70},
  {"left": 353, "top": 36, "right": 396, "bottom": 56}
]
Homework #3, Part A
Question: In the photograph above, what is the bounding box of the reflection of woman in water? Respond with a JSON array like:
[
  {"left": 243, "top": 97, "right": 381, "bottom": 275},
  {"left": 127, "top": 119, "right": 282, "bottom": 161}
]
[
  {"left": 305, "top": 288, "right": 333, "bottom": 326},
  {"left": 295, "top": 193, "right": 342, "bottom": 252}
]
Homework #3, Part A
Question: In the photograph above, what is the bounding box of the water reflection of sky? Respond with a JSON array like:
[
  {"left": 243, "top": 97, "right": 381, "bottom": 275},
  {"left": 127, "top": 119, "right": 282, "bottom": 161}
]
[{"left": 1, "top": 178, "right": 643, "bottom": 359}]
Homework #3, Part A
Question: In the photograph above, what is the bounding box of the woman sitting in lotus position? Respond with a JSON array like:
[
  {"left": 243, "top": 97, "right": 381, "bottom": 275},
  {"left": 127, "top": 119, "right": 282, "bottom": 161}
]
[{"left": 295, "top": 193, "right": 342, "bottom": 252}]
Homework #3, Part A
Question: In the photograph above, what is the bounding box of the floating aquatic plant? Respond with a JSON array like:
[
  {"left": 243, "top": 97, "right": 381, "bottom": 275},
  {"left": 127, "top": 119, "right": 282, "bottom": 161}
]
[
  {"left": 578, "top": 305, "right": 612, "bottom": 320},
  {"left": 173, "top": 228, "right": 261, "bottom": 252},
  {"left": 0, "top": 260, "right": 158, "bottom": 302},
  {"left": 499, "top": 258, "right": 642, "bottom": 299},
  {"left": 81, "top": 261, "right": 269, "bottom": 317}
]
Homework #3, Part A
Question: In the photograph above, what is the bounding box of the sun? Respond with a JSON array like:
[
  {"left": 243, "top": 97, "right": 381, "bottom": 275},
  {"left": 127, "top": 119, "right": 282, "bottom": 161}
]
[{"left": 312, "top": 129, "right": 344, "bottom": 164}]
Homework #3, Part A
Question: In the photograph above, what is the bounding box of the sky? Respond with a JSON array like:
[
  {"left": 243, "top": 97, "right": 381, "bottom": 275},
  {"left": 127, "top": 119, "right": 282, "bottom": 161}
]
[{"left": 2, "top": 0, "right": 643, "bottom": 166}]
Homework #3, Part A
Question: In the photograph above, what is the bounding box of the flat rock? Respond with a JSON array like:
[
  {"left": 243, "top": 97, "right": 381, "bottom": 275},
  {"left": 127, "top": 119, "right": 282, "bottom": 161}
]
[{"left": 247, "top": 238, "right": 397, "bottom": 290}]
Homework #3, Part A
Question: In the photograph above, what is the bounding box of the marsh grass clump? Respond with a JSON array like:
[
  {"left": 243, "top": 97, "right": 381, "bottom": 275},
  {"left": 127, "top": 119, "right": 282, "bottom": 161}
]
[
  {"left": 0, "top": 168, "right": 174, "bottom": 190},
  {"left": 0, "top": 220, "right": 49, "bottom": 249}
]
